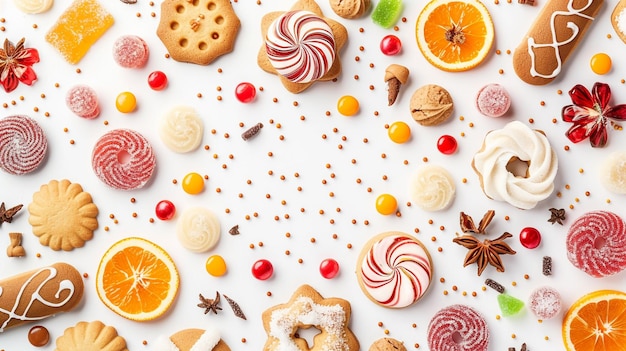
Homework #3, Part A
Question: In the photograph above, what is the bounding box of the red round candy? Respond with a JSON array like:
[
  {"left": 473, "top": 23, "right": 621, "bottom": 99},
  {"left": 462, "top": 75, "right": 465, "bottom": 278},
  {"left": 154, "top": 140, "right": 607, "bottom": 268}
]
[
  {"left": 252, "top": 259, "right": 273, "bottom": 280},
  {"left": 437, "top": 135, "right": 457, "bottom": 155},
  {"left": 319, "top": 258, "right": 339, "bottom": 279},
  {"left": 155, "top": 200, "right": 176, "bottom": 220},
  {"left": 380, "top": 35, "right": 402, "bottom": 56},
  {"left": 235, "top": 82, "right": 256, "bottom": 103},
  {"left": 148, "top": 71, "right": 168, "bottom": 90},
  {"left": 519, "top": 227, "right": 541, "bottom": 249}
]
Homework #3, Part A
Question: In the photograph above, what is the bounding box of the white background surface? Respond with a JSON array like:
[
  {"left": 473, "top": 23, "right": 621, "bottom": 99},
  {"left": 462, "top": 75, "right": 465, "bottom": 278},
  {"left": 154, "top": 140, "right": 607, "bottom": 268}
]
[{"left": 1, "top": 0, "right": 626, "bottom": 350}]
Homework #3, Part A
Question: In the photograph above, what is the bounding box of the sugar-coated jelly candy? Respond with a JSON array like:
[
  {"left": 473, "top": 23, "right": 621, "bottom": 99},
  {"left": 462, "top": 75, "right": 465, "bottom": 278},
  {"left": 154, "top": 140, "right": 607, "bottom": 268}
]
[
  {"left": 497, "top": 293, "right": 524, "bottom": 317},
  {"left": 528, "top": 286, "right": 561, "bottom": 320},
  {"left": 372, "top": 0, "right": 403, "bottom": 28}
]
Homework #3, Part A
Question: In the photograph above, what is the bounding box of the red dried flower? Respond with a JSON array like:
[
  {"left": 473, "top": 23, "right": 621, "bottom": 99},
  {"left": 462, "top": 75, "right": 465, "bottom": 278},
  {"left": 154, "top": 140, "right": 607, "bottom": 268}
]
[
  {"left": 0, "top": 38, "right": 40, "bottom": 93},
  {"left": 562, "top": 82, "right": 626, "bottom": 147}
]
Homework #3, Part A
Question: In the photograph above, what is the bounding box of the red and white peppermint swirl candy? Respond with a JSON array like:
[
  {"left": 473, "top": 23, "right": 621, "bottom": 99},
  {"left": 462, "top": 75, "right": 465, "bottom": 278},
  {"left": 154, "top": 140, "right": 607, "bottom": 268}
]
[
  {"left": 0, "top": 115, "right": 48, "bottom": 175},
  {"left": 357, "top": 232, "right": 432, "bottom": 308},
  {"left": 428, "top": 304, "right": 490, "bottom": 351},
  {"left": 265, "top": 10, "right": 336, "bottom": 83},
  {"left": 566, "top": 210, "right": 626, "bottom": 277},
  {"left": 92, "top": 129, "right": 156, "bottom": 190}
]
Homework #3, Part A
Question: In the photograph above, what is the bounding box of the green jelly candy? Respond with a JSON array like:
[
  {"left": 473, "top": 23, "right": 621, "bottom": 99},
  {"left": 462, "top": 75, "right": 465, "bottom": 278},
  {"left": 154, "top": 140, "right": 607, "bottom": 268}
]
[
  {"left": 372, "top": 0, "right": 403, "bottom": 28},
  {"left": 497, "top": 293, "right": 524, "bottom": 316}
]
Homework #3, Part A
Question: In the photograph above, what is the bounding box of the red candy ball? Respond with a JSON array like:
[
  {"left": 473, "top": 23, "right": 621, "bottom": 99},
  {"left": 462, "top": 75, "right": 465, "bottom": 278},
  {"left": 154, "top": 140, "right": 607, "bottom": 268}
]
[
  {"left": 155, "top": 200, "right": 176, "bottom": 220},
  {"left": 252, "top": 259, "right": 273, "bottom": 280},
  {"left": 235, "top": 82, "right": 256, "bottom": 103},
  {"left": 437, "top": 135, "right": 457, "bottom": 155},
  {"left": 319, "top": 258, "right": 339, "bottom": 279},
  {"left": 148, "top": 71, "right": 168, "bottom": 90},
  {"left": 520, "top": 227, "right": 541, "bottom": 249},
  {"left": 380, "top": 35, "right": 402, "bottom": 56}
]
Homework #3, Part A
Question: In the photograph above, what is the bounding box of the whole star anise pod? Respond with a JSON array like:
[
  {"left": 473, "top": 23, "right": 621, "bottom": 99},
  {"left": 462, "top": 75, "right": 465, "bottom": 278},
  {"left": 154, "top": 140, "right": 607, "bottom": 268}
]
[
  {"left": 0, "top": 38, "right": 39, "bottom": 93},
  {"left": 197, "top": 291, "right": 222, "bottom": 315},
  {"left": 562, "top": 82, "right": 626, "bottom": 147},
  {"left": 453, "top": 232, "right": 516, "bottom": 276}
]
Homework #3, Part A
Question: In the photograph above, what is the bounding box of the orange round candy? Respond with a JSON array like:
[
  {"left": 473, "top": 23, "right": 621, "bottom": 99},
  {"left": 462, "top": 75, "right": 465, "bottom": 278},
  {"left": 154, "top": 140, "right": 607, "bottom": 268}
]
[
  {"left": 337, "top": 95, "right": 359, "bottom": 116},
  {"left": 376, "top": 193, "right": 397, "bottom": 215},
  {"left": 388, "top": 121, "right": 411, "bottom": 143},
  {"left": 590, "top": 53, "right": 612, "bottom": 75},
  {"left": 205, "top": 255, "right": 227, "bottom": 276},
  {"left": 182, "top": 172, "right": 204, "bottom": 194},
  {"left": 116, "top": 92, "right": 137, "bottom": 113}
]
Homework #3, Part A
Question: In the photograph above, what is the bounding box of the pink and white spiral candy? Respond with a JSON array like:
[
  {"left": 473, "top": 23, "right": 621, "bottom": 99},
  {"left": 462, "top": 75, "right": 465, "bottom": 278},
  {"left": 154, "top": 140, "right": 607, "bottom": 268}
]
[
  {"left": 0, "top": 115, "right": 48, "bottom": 175},
  {"left": 265, "top": 10, "right": 336, "bottom": 83},
  {"left": 566, "top": 210, "right": 626, "bottom": 277},
  {"left": 428, "top": 304, "right": 490, "bottom": 351},
  {"left": 91, "top": 129, "right": 156, "bottom": 190},
  {"left": 357, "top": 232, "right": 432, "bottom": 308}
]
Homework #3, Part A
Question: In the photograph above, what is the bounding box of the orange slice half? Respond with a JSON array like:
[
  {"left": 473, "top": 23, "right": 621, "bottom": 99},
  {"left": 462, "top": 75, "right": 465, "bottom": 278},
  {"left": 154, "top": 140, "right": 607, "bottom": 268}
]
[
  {"left": 96, "top": 237, "right": 180, "bottom": 321},
  {"left": 416, "top": 0, "right": 494, "bottom": 71}
]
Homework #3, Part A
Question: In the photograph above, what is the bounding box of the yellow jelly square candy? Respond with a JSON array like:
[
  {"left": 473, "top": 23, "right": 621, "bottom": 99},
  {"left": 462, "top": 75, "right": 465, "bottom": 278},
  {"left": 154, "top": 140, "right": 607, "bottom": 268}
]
[{"left": 45, "top": 0, "right": 114, "bottom": 64}]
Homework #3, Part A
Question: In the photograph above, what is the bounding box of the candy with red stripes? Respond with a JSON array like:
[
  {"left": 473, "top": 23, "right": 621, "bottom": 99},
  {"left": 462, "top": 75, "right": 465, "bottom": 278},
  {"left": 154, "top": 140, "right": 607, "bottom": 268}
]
[
  {"left": 91, "top": 129, "right": 156, "bottom": 190},
  {"left": 0, "top": 115, "right": 48, "bottom": 175},
  {"left": 427, "top": 304, "right": 489, "bottom": 351},
  {"left": 566, "top": 210, "right": 626, "bottom": 277}
]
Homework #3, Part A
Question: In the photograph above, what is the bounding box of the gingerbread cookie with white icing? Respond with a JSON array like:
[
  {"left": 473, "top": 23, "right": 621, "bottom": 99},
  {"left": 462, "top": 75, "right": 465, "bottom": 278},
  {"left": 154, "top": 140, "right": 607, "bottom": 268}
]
[
  {"left": 512, "top": 0, "right": 604, "bottom": 85},
  {"left": 262, "top": 284, "right": 359, "bottom": 351}
]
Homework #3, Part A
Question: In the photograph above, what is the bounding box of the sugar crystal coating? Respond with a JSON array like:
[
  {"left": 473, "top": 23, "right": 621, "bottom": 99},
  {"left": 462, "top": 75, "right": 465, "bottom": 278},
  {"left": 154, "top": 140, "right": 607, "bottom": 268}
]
[
  {"left": 371, "top": 0, "right": 403, "bottom": 28},
  {"left": 0, "top": 115, "right": 48, "bottom": 175},
  {"left": 428, "top": 304, "right": 489, "bottom": 351},
  {"left": 528, "top": 286, "right": 561, "bottom": 320}
]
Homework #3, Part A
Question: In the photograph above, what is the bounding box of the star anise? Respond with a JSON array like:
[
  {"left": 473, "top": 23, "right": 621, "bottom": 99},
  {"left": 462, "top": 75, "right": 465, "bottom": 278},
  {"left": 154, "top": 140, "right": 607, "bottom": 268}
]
[
  {"left": 453, "top": 232, "right": 516, "bottom": 276},
  {"left": 0, "top": 38, "right": 40, "bottom": 93},
  {"left": 548, "top": 208, "right": 566, "bottom": 225},
  {"left": 0, "top": 202, "right": 23, "bottom": 225},
  {"left": 197, "top": 291, "right": 222, "bottom": 315},
  {"left": 460, "top": 210, "right": 495, "bottom": 234},
  {"left": 562, "top": 82, "right": 626, "bottom": 147}
]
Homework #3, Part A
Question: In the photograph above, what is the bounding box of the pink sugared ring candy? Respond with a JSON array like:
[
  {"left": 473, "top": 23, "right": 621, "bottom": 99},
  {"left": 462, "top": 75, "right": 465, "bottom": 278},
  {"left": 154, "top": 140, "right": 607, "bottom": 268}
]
[
  {"left": 0, "top": 115, "right": 48, "bottom": 175},
  {"left": 66, "top": 85, "right": 100, "bottom": 119},
  {"left": 475, "top": 83, "right": 511, "bottom": 118},
  {"left": 91, "top": 129, "right": 156, "bottom": 190},
  {"left": 528, "top": 286, "right": 561, "bottom": 320},
  {"left": 428, "top": 304, "right": 490, "bottom": 351},
  {"left": 112, "top": 35, "right": 149, "bottom": 68},
  {"left": 566, "top": 210, "right": 626, "bottom": 277}
]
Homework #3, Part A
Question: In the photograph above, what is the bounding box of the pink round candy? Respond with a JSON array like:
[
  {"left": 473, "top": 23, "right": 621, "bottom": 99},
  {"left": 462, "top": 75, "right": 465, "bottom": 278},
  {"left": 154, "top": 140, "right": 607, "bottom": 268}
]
[
  {"left": 528, "top": 286, "right": 561, "bottom": 320},
  {"left": 113, "top": 35, "right": 149, "bottom": 68},
  {"left": 476, "top": 84, "right": 511, "bottom": 117},
  {"left": 0, "top": 115, "right": 48, "bottom": 175},
  {"left": 428, "top": 304, "right": 489, "bottom": 351},
  {"left": 92, "top": 129, "right": 156, "bottom": 190},
  {"left": 66, "top": 85, "right": 100, "bottom": 119}
]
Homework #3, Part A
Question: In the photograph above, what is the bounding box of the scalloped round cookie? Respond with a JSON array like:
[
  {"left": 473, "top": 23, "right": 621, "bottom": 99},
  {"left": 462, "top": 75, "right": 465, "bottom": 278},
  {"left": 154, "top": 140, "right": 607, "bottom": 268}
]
[{"left": 55, "top": 321, "right": 128, "bottom": 351}]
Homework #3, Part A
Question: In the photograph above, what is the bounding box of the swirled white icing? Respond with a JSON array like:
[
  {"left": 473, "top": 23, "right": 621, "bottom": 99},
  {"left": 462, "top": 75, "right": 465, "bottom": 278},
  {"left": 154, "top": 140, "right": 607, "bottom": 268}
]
[
  {"left": 472, "top": 121, "right": 558, "bottom": 210},
  {"left": 0, "top": 266, "right": 76, "bottom": 331},
  {"left": 13, "top": 0, "right": 53, "bottom": 13},
  {"left": 410, "top": 165, "right": 456, "bottom": 211},
  {"left": 359, "top": 233, "right": 432, "bottom": 308},
  {"left": 159, "top": 106, "right": 204, "bottom": 153},
  {"left": 265, "top": 10, "right": 336, "bottom": 83}
]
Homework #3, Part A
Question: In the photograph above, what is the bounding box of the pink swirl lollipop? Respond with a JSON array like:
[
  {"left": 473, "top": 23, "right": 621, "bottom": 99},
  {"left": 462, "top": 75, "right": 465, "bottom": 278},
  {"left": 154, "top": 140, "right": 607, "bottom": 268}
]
[
  {"left": 92, "top": 129, "right": 156, "bottom": 190},
  {"left": 428, "top": 304, "right": 490, "bottom": 351},
  {"left": 0, "top": 115, "right": 48, "bottom": 175},
  {"left": 265, "top": 10, "right": 336, "bottom": 83},
  {"left": 566, "top": 210, "right": 626, "bottom": 277},
  {"left": 356, "top": 231, "right": 432, "bottom": 308}
]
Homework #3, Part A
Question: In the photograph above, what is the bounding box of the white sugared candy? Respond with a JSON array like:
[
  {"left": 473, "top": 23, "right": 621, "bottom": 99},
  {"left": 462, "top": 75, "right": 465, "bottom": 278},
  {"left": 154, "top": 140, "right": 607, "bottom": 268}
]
[
  {"left": 176, "top": 207, "right": 221, "bottom": 252},
  {"left": 600, "top": 151, "right": 626, "bottom": 194},
  {"left": 159, "top": 106, "right": 204, "bottom": 153},
  {"left": 528, "top": 286, "right": 561, "bottom": 320}
]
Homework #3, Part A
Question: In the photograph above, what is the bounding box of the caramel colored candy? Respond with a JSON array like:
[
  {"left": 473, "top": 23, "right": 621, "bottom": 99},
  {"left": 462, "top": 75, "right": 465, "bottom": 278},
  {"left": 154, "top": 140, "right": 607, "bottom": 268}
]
[{"left": 45, "top": 0, "right": 114, "bottom": 64}]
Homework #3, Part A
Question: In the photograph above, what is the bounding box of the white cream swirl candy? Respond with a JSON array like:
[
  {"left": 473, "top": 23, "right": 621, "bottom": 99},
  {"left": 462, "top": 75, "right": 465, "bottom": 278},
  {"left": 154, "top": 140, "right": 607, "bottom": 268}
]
[
  {"left": 410, "top": 165, "right": 455, "bottom": 211},
  {"left": 357, "top": 232, "right": 432, "bottom": 308},
  {"left": 159, "top": 106, "right": 204, "bottom": 153},
  {"left": 600, "top": 151, "right": 626, "bottom": 194},
  {"left": 472, "top": 121, "right": 558, "bottom": 210},
  {"left": 176, "top": 207, "right": 220, "bottom": 252},
  {"left": 265, "top": 10, "right": 336, "bottom": 83},
  {"left": 13, "top": 0, "right": 53, "bottom": 13}
]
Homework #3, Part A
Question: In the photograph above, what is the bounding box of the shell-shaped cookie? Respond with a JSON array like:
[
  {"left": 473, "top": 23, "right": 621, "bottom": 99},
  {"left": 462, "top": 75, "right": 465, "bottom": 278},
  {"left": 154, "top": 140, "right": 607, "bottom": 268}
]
[
  {"left": 55, "top": 321, "right": 128, "bottom": 351},
  {"left": 29, "top": 179, "right": 99, "bottom": 251}
]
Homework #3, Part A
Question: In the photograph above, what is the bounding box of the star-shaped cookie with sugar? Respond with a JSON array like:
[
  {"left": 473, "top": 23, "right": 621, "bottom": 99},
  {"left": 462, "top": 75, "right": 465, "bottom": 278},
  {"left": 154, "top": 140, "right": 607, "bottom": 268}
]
[
  {"left": 257, "top": 0, "right": 347, "bottom": 94},
  {"left": 262, "top": 284, "right": 359, "bottom": 351}
]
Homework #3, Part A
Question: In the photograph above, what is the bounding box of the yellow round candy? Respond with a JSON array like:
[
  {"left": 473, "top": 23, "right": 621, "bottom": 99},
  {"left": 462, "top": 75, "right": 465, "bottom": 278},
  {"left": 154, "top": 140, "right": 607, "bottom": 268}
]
[
  {"left": 116, "top": 92, "right": 137, "bottom": 113},
  {"left": 182, "top": 172, "right": 204, "bottom": 195},
  {"left": 337, "top": 95, "right": 359, "bottom": 116},
  {"left": 376, "top": 193, "right": 397, "bottom": 215},
  {"left": 205, "top": 255, "right": 227, "bottom": 276},
  {"left": 388, "top": 121, "right": 411, "bottom": 143},
  {"left": 590, "top": 53, "right": 612, "bottom": 75}
]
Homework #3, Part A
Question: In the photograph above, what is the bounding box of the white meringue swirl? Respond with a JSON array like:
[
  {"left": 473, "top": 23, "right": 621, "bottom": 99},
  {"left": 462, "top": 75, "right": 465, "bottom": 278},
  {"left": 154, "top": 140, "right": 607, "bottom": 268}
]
[
  {"left": 13, "top": 0, "right": 53, "bottom": 13},
  {"left": 410, "top": 165, "right": 456, "bottom": 212},
  {"left": 472, "top": 121, "right": 558, "bottom": 209},
  {"left": 265, "top": 10, "right": 336, "bottom": 83}
]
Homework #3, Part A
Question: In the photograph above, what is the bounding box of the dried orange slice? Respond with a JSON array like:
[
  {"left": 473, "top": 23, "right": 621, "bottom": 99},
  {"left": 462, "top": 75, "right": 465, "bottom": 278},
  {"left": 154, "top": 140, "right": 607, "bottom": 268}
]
[
  {"left": 416, "top": 0, "right": 494, "bottom": 71},
  {"left": 563, "top": 290, "right": 626, "bottom": 351},
  {"left": 96, "top": 237, "right": 179, "bottom": 321}
]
